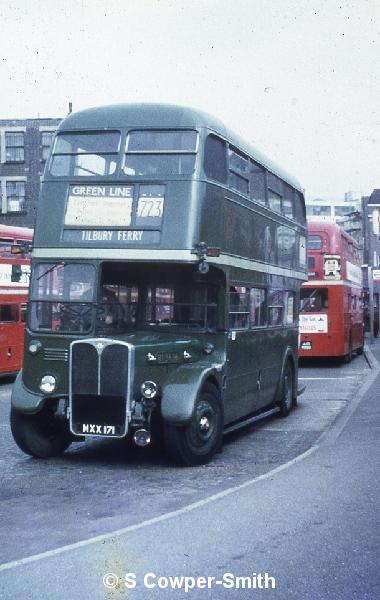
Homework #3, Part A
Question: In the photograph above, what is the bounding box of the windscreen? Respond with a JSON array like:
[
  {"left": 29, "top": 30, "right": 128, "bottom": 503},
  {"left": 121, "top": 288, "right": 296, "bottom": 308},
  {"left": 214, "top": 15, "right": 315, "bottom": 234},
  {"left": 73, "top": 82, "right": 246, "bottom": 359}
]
[{"left": 30, "top": 263, "right": 96, "bottom": 333}]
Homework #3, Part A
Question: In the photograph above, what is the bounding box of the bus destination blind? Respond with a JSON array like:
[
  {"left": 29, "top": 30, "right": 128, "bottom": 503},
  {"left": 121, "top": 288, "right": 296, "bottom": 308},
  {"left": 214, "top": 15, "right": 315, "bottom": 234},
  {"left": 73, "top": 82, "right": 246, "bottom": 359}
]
[{"left": 63, "top": 185, "right": 163, "bottom": 244}]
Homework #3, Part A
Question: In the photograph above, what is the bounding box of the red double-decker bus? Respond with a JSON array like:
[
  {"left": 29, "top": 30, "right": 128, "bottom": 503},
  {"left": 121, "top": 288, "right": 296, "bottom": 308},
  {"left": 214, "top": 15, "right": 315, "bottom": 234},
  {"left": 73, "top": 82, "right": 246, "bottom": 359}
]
[
  {"left": 299, "top": 221, "right": 364, "bottom": 360},
  {"left": 0, "top": 225, "right": 33, "bottom": 376}
]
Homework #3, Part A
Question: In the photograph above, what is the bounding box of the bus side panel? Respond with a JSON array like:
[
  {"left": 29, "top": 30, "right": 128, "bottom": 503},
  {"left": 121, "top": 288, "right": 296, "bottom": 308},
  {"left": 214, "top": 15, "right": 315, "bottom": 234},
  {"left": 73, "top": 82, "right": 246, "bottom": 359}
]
[
  {"left": 350, "top": 287, "right": 364, "bottom": 350},
  {"left": 224, "top": 330, "right": 261, "bottom": 423},
  {"left": 260, "top": 328, "right": 297, "bottom": 406},
  {"left": 0, "top": 321, "right": 24, "bottom": 374}
]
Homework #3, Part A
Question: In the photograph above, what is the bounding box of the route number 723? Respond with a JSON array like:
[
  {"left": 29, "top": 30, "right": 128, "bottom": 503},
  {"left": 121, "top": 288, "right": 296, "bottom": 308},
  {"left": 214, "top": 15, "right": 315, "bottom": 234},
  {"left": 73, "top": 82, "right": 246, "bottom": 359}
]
[{"left": 137, "top": 198, "right": 164, "bottom": 219}]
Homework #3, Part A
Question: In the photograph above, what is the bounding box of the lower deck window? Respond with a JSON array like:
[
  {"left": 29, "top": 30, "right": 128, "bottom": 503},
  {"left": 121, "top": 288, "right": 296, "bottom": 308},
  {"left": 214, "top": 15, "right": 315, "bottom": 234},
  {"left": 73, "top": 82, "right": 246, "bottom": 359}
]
[
  {"left": 268, "top": 290, "right": 284, "bottom": 326},
  {"left": 229, "top": 287, "right": 294, "bottom": 329},
  {"left": 300, "top": 287, "right": 328, "bottom": 312},
  {"left": 146, "top": 285, "right": 217, "bottom": 330},
  {"left": 229, "top": 287, "right": 250, "bottom": 329},
  {"left": 0, "top": 304, "right": 19, "bottom": 322}
]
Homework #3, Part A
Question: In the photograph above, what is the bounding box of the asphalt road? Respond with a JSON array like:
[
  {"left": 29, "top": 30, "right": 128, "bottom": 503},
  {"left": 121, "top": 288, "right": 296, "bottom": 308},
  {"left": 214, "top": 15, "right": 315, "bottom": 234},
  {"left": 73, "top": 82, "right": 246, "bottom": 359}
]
[{"left": 0, "top": 347, "right": 378, "bottom": 599}]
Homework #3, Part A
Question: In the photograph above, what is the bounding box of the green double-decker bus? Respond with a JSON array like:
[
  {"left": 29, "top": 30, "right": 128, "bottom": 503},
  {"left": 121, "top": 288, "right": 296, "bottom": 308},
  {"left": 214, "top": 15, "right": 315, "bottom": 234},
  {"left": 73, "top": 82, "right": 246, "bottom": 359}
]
[{"left": 10, "top": 103, "right": 307, "bottom": 465}]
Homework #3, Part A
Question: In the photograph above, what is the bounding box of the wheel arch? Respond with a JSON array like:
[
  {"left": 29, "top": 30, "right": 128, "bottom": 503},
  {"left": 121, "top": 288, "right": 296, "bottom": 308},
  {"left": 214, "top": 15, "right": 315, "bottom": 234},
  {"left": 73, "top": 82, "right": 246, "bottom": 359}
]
[
  {"left": 161, "top": 364, "right": 223, "bottom": 425},
  {"left": 275, "top": 346, "right": 297, "bottom": 403}
]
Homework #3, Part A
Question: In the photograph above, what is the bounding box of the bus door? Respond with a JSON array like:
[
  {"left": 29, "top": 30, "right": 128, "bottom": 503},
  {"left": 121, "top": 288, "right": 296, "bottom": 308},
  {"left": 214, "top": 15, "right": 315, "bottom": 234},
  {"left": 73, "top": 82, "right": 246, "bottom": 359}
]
[
  {"left": 259, "top": 290, "right": 289, "bottom": 405},
  {"left": 0, "top": 303, "right": 22, "bottom": 373},
  {"left": 225, "top": 287, "right": 263, "bottom": 420}
]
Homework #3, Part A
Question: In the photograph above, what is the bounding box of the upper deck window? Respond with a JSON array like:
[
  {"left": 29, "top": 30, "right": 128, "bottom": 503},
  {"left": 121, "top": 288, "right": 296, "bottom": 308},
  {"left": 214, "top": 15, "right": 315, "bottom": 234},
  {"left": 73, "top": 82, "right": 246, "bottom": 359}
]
[
  {"left": 228, "top": 148, "right": 249, "bottom": 195},
  {"left": 49, "top": 131, "right": 120, "bottom": 177},
  {"left": 0, "top": 237, "right": 31, "bottom": 258},
  {"left": 268, "top": 190, "right": 282, "bottom": 214},
  {"left": 267, "top": 173, "right": 283, "bottom": 214},
  {"left": 283, "top": 184, "right": 294, "bottom": 219},
  {"left": 250, "top": 162, "right": 266, "bottom": 205},
  {"left": 124, "top": 130, "right": 197, "bottom": 176},
  {"left": 204, "top": 135, "right": 227, "bottom": 183},
  {"left": 295, "top": 191, "right": 306, "bottom": 224},
  {"left": 308, "top": 235, "right": 323, "bottom": 250},
  {"left": 0, "top": 238, "right": 13, "bottom": 257}
]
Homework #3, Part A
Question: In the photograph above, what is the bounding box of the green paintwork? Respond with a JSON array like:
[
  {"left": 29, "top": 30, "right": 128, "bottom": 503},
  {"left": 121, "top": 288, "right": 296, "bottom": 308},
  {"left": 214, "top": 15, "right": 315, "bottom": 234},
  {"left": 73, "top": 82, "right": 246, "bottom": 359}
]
[
  {"left": 13, "top": 103, "right": 307, "bottom": 435},
  {"left": 161, "top": 363, "right": 223, "bottom": 424},
  {"left": 12, "top": 371, "right": 45, "bottom": 414}
]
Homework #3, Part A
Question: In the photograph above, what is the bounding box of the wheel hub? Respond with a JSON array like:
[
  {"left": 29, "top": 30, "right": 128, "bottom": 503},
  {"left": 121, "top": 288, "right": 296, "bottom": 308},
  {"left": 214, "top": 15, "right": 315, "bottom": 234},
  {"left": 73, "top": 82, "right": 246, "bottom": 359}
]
[{"left": 199, "top": 416, "right": 210, "bottom": 433}]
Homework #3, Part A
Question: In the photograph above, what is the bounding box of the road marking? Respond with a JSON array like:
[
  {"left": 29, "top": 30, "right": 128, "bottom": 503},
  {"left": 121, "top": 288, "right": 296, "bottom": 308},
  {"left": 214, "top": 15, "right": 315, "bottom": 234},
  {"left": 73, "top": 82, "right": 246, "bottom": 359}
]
[
  {"left": 0, "top": 345, "right": 378, "bottom": 574},
  {"left": 299, "top": 376, "right": 358, "bottom": 380}
]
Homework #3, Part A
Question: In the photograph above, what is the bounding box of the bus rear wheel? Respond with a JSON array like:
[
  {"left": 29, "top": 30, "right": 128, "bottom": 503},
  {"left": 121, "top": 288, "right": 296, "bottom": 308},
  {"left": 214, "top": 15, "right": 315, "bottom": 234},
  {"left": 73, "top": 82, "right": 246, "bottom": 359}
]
[
  {"left": 278, "top": 360, "right": 294, "bottom": 418},
  {"left": 10, "top": 406, "right": 72, "bottom": 458},
  {"left": 163, "top": 383, "right": 223, "bottom": 466}
]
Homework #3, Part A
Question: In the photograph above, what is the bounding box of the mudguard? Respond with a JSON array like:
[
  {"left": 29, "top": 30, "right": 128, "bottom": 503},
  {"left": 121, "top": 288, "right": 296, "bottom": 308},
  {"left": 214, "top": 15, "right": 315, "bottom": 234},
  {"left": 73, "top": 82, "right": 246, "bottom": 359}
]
[
  {"left": 11, "top": 370, "right": 45, "bottom": 414},
  {"left": 161, "top": 362, "right": 223, "bottom": 424}
]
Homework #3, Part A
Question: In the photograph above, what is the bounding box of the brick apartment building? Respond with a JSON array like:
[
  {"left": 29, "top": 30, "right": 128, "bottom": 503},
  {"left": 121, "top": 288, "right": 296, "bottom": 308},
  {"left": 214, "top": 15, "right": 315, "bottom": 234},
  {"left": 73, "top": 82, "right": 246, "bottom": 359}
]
[{"left": 0, "top": 117, "right": 62, "bottom": 228}]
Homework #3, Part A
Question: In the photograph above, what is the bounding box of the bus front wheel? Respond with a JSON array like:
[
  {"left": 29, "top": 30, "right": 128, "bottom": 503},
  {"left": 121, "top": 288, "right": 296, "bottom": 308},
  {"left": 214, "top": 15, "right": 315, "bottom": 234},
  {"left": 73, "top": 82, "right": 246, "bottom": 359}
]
[
  {"left": 163, "top": 383, "right": 223, "bottom": 466},
  {"left": 278, "top": 361, "right": 294, "bottom": 418},
  {"left": 10, "top": 406, "right": 72, "bottom": 458}
]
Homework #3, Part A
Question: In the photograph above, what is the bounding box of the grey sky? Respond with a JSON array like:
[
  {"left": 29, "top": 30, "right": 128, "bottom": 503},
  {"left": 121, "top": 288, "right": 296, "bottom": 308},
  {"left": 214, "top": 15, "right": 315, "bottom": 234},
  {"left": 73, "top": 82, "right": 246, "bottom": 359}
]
[{"left": 0, "top": 0, "right": 379, "bottom": 200}]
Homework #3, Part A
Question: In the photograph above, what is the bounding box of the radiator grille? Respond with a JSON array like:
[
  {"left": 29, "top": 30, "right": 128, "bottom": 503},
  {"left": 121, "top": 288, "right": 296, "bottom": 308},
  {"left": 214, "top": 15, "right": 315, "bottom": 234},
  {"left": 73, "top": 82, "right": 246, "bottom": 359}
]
[{"left": 69, "top": 339, "right": 133, "bottom": 438}]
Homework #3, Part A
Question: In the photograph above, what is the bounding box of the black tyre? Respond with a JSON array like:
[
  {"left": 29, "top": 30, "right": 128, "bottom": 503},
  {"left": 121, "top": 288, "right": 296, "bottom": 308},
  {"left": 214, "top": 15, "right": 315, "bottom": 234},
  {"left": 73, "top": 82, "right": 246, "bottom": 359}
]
[
  {"left": 10, "top": 406, "right": 72, "bottom": 458},
  {"left": 163, "top": 383, "right": 223, "bottom": 466},
  {"left": 356, "top": 341, "right": 364, "bottom": 356},
  {"left": 278, "top": 360, "right": 294, "bottom": 418}
]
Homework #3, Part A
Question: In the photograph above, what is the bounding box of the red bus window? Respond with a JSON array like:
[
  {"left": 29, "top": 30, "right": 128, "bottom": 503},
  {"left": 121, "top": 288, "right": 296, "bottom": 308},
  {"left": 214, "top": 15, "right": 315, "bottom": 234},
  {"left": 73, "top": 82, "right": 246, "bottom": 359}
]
[
  {"left": 300, "top": 288, "right": 328, "bottom": 312},
  {"left": 21, "top": 304, "right": 27, "bottom": 322},
  {"left": 0, "top": 304, "right": 19, "bottom": 322},
  {"left": 307, "top": 235, "right": 323, "bottom": 250},
  {"left": 0, "top": 238, "right": 14, "bottom": 257}
]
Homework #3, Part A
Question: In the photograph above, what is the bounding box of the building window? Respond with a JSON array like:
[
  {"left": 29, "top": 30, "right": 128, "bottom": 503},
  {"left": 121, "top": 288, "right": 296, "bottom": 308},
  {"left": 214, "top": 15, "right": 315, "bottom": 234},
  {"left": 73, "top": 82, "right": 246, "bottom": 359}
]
[
  {"left": 6, "top": 181, "right": 25, "bottom": 212},
  {"left": 5, "top": 132, "right": 24, "bottom": 162},
  {"left": 41, "top": 131, "right": 55, "bottom": 161}
]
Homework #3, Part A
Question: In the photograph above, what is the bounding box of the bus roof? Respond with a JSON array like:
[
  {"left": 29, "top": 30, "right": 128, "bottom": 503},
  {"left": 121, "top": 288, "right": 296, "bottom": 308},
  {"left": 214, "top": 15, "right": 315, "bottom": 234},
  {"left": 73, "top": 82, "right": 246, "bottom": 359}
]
[
  {"left": 58, "top": 103, "right": 304, "bottom": 193},
  {"left": 0, "top": 224, "right": 33, "bottom": 240}
]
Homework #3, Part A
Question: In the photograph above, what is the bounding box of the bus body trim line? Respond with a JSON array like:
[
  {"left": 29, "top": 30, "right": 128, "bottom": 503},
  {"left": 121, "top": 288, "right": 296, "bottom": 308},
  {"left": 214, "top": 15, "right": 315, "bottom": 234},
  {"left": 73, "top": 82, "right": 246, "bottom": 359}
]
[{"left": 32, "top": 248, "right": 306, "bottom": 280}]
